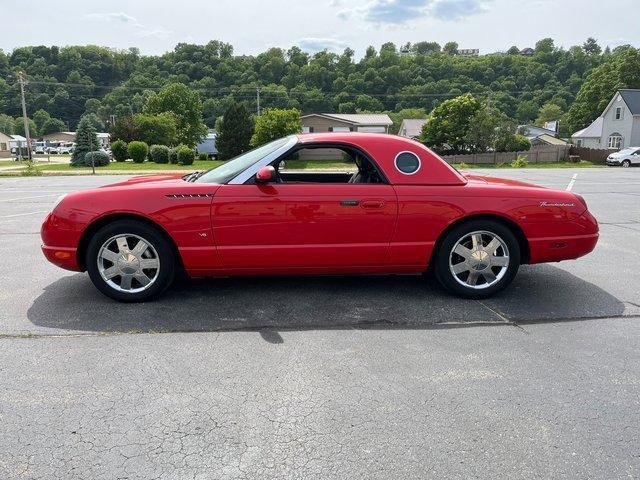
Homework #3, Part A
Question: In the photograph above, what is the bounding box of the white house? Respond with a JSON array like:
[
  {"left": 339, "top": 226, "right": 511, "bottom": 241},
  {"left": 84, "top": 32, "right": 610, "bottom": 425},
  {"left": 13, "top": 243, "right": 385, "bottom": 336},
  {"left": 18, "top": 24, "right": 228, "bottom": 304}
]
[
  {"left": 398, "top": 119, "right": 428, "bottom": 139},
  {"left": 572, "top": 89, "right": 640, "bottom": 149},
  {"left": 300, "top": 113, "right": 393, "bottom": 134}
]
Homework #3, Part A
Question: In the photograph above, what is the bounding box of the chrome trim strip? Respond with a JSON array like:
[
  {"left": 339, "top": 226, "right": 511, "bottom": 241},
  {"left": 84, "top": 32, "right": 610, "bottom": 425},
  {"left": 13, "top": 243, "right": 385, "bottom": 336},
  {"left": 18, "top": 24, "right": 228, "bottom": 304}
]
[{"left": 228, "top": 135, "right": 299, "bottom": 185}]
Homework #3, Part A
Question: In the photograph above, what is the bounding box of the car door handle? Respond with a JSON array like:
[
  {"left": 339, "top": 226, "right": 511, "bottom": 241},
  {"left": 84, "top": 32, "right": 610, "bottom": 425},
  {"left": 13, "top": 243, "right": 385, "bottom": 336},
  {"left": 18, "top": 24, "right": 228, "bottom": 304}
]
[
  {"left": 361, "top": 199, "right": 385, "bottom": 209},
  {"left": 340, "top": 199, "right": 360, "bottom": 206}
]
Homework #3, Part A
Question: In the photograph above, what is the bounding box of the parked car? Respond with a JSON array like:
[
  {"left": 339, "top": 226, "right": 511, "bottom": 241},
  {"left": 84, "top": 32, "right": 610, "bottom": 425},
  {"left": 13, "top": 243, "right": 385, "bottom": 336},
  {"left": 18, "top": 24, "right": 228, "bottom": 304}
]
[
  {"left": 34, "top": 142, "right": 47, "bottom": 154},
  {"left": 41, "top": 133, "right": 599, "bottom": 302},
  {"left": 58, "top": 142, "right": 75, "bottom": 154},
  {"left": 606, "top": 147, "right": 640, "bottom": 167}
]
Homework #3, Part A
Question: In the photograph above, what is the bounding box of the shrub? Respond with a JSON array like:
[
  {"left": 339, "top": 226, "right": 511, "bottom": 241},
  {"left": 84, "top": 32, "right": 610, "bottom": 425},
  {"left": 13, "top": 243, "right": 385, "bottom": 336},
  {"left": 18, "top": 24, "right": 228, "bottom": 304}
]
[
  {"left": 127, "top": 141, "right": 149, "bottom": 164},
  {"left": 169, "top": 147, "right": 179, "bottom": 164},
  {"left": 177, "top": 145, "right": 196, "bottom": 165},
  {"left": 111, "top": 139, "right": 128, "bottom": 162},
  {"left": 457, "top": 162, "right": 469, "bottom": 169},
  {"left": 84, "top": 150, "right": 110, "bottom": 167},
  {"left": 198, "top": 152, "right": 208, "bottom": 161},
  {"left": 511, "top": 155, "right": 528, "bottom": 168},
  {"left": 150, "top": 144, "right": 170, "bottom": 164}
]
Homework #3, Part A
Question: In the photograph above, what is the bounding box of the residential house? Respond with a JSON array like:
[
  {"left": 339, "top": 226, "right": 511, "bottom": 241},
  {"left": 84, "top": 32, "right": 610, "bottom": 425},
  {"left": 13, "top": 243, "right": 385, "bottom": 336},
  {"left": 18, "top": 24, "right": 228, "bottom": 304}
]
[
  {"left": 398, "top": 119, "right": 428, "bottom": 139},
  {"left": 40, "top": 131, "right": 75, "bottom": 143},
  {"left": 300, "top": 113, "right": 393, "bottom": 134},
  {"left": 520, "top": 47, "right": 535, "bottom": 56},
  {"left": 518, "top": 124, "right": 558, "bottom": 139},
  {"left": 529, "top": 134, "right": 568, "bottom": 147},
  {"left": 571, "top": 89, "right": 640, "bottom": 149},
  {"left": 0, "top": 131, "right": 12, "bottom": 157}
]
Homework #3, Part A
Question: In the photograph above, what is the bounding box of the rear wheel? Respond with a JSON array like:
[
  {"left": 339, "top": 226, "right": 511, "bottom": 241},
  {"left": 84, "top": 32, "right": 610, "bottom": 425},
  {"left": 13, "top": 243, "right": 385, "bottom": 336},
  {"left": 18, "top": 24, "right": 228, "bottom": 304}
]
[
  {"left": 86, "top": 220, "right": 175, "bottom": 302},
  {"left": 434, "top": 220, "right": 520, "bottom": 298},
  {"left": 622, "top": 159, "right": 631, "bottom": 168}
]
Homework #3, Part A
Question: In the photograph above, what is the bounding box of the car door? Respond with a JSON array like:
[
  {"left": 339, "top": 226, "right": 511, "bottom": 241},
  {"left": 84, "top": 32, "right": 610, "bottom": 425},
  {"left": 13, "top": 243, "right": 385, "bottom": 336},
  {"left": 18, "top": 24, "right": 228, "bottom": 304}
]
[{"left": 211, "top": 182, "right": 397, "bottom": 271}]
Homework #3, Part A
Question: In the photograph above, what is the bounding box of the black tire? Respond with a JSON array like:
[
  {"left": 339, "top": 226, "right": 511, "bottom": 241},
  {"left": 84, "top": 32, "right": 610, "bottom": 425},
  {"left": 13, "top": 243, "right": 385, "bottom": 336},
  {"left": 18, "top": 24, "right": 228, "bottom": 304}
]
[
  {"left": 622, "top": 160, "right": 631, "bottom": 168},
  {"left": 86, "top": 219, "right": 176, "bottom": 302},
  {"left": 433, "top": 219, "right": 520, "bottom": 299}
]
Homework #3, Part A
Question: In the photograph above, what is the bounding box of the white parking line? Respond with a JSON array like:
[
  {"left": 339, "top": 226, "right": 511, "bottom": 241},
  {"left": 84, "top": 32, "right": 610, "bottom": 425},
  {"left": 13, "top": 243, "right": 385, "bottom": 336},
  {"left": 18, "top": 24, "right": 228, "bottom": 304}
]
[
  {"left": 1, "top": 210, "right": 49, "bottom": 218},
  {"left": 3, "top": 194, "right": 59, "bottom": 202},
  {"left": 566, "top": 174, "right": 578, "bottom": 191}
]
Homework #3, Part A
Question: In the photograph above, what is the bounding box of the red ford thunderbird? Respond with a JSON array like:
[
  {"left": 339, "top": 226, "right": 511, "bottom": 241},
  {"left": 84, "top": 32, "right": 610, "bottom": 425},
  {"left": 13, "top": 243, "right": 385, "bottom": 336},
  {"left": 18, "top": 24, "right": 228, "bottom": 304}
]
[{"left": 41, "top": 133, "right": 599, "bottom": 302}]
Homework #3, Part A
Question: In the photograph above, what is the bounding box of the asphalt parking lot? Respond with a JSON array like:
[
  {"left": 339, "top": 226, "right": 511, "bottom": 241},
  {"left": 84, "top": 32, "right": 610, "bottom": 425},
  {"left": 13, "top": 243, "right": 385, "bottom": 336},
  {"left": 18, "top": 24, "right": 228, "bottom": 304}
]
[{"left": 1, "top": 168, "right": 639, "bottom": 479}]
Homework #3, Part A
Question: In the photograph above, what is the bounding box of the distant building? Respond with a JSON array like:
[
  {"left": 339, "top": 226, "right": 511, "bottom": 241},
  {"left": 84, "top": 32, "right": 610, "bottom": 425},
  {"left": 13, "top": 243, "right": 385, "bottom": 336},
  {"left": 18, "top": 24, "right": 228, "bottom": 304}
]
[
  {"left": 520, "top": 47, "right": 535, "bottom": 56},
  {"left": 300, "top": 113, "right": 393, "bottom": 134},
  {"left": 40, "top": 131, "right": 110, "bottom": 148},
  {"left": 458, "top": 49, "right": 479, "bottom": 56},
  {"left": 398, "top": 119, "right": 428, "bottom": 139},
  {"left": 530, "top": 134, "right": 568, "bottom": 147},
  {"left": 0, "top": 131, "right": 12, "bottom": 156},
  {"left": 571, "top": 89, "right": 640, "bottom": 149},
  {"left": 518, "top": 124, "right": 558, "bottom": 139}
]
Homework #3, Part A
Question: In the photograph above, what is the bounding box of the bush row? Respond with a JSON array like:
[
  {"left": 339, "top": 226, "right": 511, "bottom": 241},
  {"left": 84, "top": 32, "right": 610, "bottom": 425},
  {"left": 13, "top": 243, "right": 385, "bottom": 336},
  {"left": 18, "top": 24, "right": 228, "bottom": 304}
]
[{"left": 110, "top": 140, "right": 197, "bottom": 165}]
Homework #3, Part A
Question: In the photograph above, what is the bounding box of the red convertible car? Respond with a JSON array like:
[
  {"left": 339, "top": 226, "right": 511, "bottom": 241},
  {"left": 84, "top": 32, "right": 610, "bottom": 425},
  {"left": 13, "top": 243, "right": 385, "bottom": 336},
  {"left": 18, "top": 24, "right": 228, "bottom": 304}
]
[{"left": 41, "top": 133, "right": 599, "bottom": 302}]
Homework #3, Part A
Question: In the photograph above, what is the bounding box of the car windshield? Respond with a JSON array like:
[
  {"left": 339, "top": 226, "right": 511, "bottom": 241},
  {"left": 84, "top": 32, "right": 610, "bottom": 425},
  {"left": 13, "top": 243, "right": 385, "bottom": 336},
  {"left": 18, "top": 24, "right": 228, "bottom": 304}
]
[
  {"left": 618, "top": 147, "right": 637, "bottom": 154},
  {"left": 195, "top": 137, "right": 291, "bottom": 184}
]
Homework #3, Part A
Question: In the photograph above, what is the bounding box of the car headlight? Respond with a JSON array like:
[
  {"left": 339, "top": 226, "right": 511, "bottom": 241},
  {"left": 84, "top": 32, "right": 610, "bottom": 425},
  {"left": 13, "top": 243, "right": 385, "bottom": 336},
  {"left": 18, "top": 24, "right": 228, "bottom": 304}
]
[{"left": 51, "top": 194, "right": 67, "bottom": 211}]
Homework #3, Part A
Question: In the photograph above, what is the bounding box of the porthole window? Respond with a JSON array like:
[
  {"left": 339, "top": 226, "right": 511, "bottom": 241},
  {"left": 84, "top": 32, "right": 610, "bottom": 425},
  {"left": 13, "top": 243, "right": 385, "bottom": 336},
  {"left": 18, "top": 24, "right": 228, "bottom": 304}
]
[{"left": 394, "top": 151, "right": 421, "bottom": 175}]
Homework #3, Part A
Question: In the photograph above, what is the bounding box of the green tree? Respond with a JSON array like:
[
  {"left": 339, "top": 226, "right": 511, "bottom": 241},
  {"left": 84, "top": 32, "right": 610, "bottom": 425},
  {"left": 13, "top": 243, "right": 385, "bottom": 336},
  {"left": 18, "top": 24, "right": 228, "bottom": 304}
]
[
  {"left": 535, "top": 102, "right": 563, "bottom": 126},
  {"left": 110, "top": 116, "right": 138, "bottom": 143},
  {"left": 566, "top": 48, "right": 640, "bottom": 132},
  {"left": 216, "top": 103, "right": 254, "bottom": 160},
  {"left": 495, "top": 134, "right": 531, "bottom": 152},
  {"left": 40, "top": 118, "right": 66, "bottom": 135},
  {"left": 421, "top": 94, "right": 482, "bottom": 153},
  {"left": 144, "top": 82, "right": 207, "bottom": 146},
  {"left": 582, "top": 38, "right": 602, "bottom": 56},
  {"left": 71, "top": 115, "right": 99, "bottom": 166},
  {"left": 13, "top": 117, "right": 37, "bottom": 137},
  {"left": 464, "top": 107, "right": 508, "bottom": 153},
  {"left": 0, "top": 113, "right": 15, "bottom": 135},
  {"left": 133, "top": 113, "right": 178, "bottom": 146},
  {"left": 412, "top": 42, "right": 441, "bottom": 55},
  {"left": 33, "top": 109, "right": 50, "bottom": 136},
  {"left": 127, "top": 141, "right": 149, "bottom": 163},
  {"left": 250, "top": 108, "right": 301, "bottom": 147},
  {"left": 443, "top": 42, "right": 459, "bottom": 55}
]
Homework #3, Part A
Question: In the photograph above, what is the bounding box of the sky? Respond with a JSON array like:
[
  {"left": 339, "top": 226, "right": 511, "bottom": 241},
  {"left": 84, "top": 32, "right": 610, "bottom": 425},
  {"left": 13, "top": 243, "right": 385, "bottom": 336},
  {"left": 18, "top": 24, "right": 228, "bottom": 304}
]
[{"left": 5, "top": 0, "right": 639, "bottom": 57}]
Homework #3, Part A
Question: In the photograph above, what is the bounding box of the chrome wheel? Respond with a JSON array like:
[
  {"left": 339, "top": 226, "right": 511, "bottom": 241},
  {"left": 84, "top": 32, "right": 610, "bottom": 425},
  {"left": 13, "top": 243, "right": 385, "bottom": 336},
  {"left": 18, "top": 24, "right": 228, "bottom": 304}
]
[
  {"left": 97, "top": 234, "right": 160, "bottom": 293},
  {"left": 449, "top": 231, "right": 510, "bottom": 290}
]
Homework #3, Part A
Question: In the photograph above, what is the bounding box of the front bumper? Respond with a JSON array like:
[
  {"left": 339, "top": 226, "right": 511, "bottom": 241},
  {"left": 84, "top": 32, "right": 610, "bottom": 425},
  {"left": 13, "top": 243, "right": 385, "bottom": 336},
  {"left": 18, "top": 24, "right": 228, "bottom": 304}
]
[
  {"left": 606, "top": 159, "right": 621, "bottom": 166},
  {"left": 41, "top": 245, "right": 81, "bottom": 271}
]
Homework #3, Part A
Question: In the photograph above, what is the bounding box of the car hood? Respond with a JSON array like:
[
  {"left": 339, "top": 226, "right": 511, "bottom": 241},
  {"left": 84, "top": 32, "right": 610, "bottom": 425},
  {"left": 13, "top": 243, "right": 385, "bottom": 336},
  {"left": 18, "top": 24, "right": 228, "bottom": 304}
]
[{"left": 102, "top": 174, "right": 186, "bottom": 188}]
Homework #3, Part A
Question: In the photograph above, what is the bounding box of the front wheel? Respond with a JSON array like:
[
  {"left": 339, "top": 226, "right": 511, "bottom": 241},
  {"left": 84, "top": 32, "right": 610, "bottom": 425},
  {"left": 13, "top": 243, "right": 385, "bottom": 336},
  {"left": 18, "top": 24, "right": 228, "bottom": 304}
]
[
  {"left": 434, "top": 220, "right": 520, "bottom": 299},
  {"left": 622, "top": 160, "right": 631, "bottom": 168},
  {"left": 86, "top": 220, "right": 176, "bottom": 302}
]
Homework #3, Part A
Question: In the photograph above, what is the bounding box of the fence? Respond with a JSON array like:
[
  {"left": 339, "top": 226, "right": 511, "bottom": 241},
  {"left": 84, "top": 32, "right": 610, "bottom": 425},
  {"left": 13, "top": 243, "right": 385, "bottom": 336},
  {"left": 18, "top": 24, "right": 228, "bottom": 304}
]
[
  {"left": 569, "top": 146, "right": 616, "bottom": 163},
  {"left": 441, "top": 145, "right": 571, "bottom": 165}
]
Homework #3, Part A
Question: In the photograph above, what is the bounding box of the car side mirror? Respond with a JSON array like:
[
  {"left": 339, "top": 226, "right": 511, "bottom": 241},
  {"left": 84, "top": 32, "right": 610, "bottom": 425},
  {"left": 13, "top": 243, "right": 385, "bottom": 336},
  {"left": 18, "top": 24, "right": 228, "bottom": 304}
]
[{"left": 256, "top": 166, "right": 276, "bottom": 183}]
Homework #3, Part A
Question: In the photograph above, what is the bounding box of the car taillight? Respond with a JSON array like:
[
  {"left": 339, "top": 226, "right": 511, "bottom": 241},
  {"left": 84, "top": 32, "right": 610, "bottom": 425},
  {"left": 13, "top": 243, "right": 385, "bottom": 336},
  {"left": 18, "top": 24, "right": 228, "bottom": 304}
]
[{"left": 574, "top": 193, "right": 588, "bottom": 209}]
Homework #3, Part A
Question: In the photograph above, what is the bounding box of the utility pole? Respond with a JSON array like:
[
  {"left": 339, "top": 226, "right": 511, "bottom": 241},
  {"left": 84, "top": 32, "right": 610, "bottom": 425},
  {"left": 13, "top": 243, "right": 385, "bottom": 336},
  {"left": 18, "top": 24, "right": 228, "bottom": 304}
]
[
  {"left": 256, "top": 87, "right": 261, "bottom": 116},
  {"left": 89, "top": 129, "right": 95, "bottom": 175},
  {"left": 17, "top": 71, "right": 32, "bottom": 161}
]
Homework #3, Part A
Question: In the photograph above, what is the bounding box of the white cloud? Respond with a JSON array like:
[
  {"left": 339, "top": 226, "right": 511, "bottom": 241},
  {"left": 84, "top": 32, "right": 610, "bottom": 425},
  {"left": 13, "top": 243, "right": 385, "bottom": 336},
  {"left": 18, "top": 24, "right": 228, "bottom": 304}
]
[
  {"left": 337, "top": 0, "right": 490, "bottom": 24},
  {"left": 296, "top": 37, "right": 349, "bottom": 53},
  {"left": 84, "top": 12, "right": 172, "bottom": 38}
]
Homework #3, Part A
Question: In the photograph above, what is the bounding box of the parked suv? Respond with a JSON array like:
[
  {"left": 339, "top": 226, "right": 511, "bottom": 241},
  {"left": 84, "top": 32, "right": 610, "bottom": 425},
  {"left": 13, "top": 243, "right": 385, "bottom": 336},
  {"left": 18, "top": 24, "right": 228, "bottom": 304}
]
[{"left": 606, "top": 147, "right": 640, "bottom": 167}]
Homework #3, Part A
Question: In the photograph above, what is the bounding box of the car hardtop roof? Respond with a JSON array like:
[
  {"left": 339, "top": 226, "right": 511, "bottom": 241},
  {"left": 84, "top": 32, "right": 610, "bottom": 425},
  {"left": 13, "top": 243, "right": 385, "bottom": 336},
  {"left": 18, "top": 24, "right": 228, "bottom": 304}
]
[{"left": 295, "top": 132, "right": 466, "bottom": 186}]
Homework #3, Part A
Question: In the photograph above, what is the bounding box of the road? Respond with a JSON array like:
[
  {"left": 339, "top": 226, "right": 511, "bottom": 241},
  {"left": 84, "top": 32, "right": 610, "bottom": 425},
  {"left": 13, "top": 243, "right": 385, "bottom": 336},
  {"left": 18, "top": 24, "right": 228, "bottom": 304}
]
[{"left": 0, "top": 168, "right": 639, "bottom": 479}]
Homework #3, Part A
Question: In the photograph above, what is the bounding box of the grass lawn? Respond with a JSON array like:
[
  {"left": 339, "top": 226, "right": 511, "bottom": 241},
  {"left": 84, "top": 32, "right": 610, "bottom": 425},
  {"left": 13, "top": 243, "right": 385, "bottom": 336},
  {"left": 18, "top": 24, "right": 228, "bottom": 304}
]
[
  {"left": 453, "top": 160, "right": 602, "bottom": 169},
  {"left": 35, "top": 159, "right": 224, "bottom": 173}
]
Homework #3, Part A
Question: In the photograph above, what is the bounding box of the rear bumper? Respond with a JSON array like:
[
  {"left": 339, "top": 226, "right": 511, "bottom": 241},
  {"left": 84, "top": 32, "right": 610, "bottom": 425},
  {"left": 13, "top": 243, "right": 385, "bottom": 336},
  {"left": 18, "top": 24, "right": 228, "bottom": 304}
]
[{"left": 528, "top": 210, "right": 599, "bottom": 263}]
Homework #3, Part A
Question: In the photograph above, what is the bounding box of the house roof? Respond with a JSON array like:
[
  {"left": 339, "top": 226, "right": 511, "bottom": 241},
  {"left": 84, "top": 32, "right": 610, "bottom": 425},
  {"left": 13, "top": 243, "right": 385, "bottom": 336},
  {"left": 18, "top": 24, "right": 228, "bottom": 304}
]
[
  {"left": 619, "top": 89, "right": 640, "bottom": 115},
  {"left": 518, "top": 124, "right": 557, "bottom": 139},
  {"left": 301, "top": 113, "right": 393, "bottom": 126},
  {"left": 399, "top": 119, "right": 427, "bottom": 138},
  {"left": 10, "top": 135, "right": 26, "bottom": 141},
  {"left": 572, "top": 116, "right": 603, "bottom": 138},
  {"left": 535, "top": 134, "right": 568, "bottom": 146}
]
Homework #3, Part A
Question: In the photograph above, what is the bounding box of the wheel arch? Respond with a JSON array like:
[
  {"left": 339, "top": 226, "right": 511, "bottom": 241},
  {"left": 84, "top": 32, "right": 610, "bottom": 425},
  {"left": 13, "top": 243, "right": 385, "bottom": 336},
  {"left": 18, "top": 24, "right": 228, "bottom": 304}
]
[
  {"left": 77, "top": 213, "right": 183, "bottom": 272},
  {"left": 430, "top": 213, "right": 531, "bottom": 266}
]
